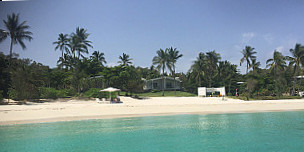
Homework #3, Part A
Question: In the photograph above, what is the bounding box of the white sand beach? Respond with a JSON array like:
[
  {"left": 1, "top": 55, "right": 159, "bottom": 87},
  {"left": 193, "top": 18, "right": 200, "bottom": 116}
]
[{"left": 0, "top": 97, "right": 304, "bottom": 125}]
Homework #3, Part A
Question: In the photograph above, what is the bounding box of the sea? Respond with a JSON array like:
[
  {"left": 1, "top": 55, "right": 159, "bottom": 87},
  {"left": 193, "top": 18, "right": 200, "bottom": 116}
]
[{"left": 1, "top": 111, "right": 304, "bottom": 152}]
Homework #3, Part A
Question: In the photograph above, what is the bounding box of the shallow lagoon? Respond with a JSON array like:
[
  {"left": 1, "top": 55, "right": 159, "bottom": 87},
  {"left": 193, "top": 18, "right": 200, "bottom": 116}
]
[{"left": 1, "top": 111, "right": 304, "bottom": 152}]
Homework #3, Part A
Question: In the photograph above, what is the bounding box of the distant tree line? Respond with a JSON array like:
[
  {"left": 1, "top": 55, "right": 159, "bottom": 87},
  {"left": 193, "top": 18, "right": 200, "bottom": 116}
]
[{"left": 1, "top": 13, "right": 304, "bottom": 102}]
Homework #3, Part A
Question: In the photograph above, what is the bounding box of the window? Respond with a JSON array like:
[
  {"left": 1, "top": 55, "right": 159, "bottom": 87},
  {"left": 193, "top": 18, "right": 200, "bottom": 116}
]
[
  {"left": 166, "top": 82, "right": 172, "bottom": 88},
  {"left": 153, "top": 83, "right": 158, "bottom": 88}
]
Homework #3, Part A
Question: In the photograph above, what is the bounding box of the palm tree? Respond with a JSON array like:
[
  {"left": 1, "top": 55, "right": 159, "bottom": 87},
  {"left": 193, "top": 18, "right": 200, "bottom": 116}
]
[
  {"left": 205, "top": 50, "right": 221, "bottom": 87},
  {"left": 286, "top": 44, "right": 304, "bottom": 95},
  {"left": 250, "top": 59, "right": 261, "bottom": 73},
  {"left": 91, "top": 51, "right": 106, "bottom": 66},
  {"left": 167, "top": 47, "right": 183, "bottom": 94},
  {"left": 153, "top": 48, "right": 169, "bottom": 96},
  {"left": 227, "top": 64, "right": 238, "bottom": 95},
  {"left": 266, "top": 50, "right": 286, "bottom": 95},
  {"left": 57, "top": 53, "right": 73, "bottom": 70},
  {"left": 0, "top": 13, "right": 33, "bottom": 102},
  {"left": 190, "top": 52, "right": 206, "bottom": 87},
  {"left": 118, "top": 53, "right": 133, "bottom": 66},
  {"left": 70, "top": 27, "right": 92, "bottom": 59},
  {"left": 67, "top": 34, "right": 80, "bottom": 58},
  {"left": 240, "top": 46, "right": 257, "bottom": 74},
  {"left": 0, "top": 13, "right": 33, "bottom": 66},
  {"left": 53, "top": 33, "right": 69, "bottom": 60}
]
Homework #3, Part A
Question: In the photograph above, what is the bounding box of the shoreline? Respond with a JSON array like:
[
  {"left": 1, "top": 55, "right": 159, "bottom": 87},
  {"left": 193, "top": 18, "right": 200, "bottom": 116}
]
[
  {"left": 1, "top": 109, "right": 304, "bottom": 126},
  {"left": 1, "top": 97, "right": 304, "bottom": 125}
]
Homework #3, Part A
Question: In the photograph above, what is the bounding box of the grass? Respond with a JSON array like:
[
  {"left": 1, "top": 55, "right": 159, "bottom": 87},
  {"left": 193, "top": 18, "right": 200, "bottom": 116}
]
[
  {"left": 228, "top": 95, "right": 302, "bottom": 101},
  {"left": 121, "top": 91, "right": 196, "bottom": 97}
]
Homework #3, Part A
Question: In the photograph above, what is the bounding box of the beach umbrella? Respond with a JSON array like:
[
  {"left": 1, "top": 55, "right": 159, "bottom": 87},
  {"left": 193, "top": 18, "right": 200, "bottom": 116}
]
[{"left": 100, "top": 87, "right": 121, "bottom": 100}]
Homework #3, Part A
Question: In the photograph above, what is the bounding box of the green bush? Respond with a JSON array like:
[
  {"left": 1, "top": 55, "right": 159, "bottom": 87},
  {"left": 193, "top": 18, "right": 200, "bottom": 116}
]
[
  {"left": 0, "top": 90, "right": 3, "bottom": 102},
  {"left": 8, "top": 89, "right": 16, "bottom": 100},
  {"left": 63, "top": 89, "right": 77, "bottom": 97},
  {"left": 83, "top": 88, "right": 102, "bottom": 98},
  {"left": 39, "top": 87, "right": 71, "bottom": 99}
]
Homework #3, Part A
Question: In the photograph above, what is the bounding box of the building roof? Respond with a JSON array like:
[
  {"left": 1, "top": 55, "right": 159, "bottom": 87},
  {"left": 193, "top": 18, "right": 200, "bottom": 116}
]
[
  {"left": 144, "top": 76, "right": 181, "bottom": 82},
  {"left": 297, "top": 75, "right": 304, "bottom": 79},
  {"left": 88, "top": 75, "right": 104, "bottom": 79}
]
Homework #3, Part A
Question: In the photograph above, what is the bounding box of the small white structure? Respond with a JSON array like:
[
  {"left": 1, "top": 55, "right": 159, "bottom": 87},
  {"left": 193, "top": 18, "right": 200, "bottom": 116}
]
[
  {"left": 198, "top": 87, "right": 207, "bottom": 97},
  {"left": 100, "top": 87, "right": 121, "bottom": 101},
  {"left": 198, "top": 87, "right": 226, "bottom": 97},
  {"left": 299, "top": 91, "right": 304, "bottom": 97}
]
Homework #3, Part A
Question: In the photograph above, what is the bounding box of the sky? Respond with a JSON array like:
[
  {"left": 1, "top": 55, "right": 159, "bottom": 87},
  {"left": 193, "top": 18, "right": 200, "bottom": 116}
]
[{"left": 0, "top": 0, "right": 304, "bottom": 74}]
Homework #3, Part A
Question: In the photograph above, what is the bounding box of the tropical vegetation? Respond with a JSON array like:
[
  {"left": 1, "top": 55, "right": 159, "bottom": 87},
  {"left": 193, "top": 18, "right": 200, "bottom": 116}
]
[{"left": 1, "top": 13, "right": 304, "bottom": 103}]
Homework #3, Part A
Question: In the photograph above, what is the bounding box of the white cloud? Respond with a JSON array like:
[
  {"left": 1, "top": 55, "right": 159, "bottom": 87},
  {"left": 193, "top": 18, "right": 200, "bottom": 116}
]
[
  {"left": 263, "top": 34, "right": 274, "bottom": 44},
  {"left": 242, "top": 32, "right": 256, "bottom": 43},
  {"left": 233, "top": 44, "right": 242, "bottom": 50}
]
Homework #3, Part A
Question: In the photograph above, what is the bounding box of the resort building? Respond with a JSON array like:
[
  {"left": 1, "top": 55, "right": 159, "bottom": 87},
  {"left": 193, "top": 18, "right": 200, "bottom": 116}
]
[
  {"left": 143, "top": 76, "right": 182, "bottom": 91},
  {"left": 198, "top": 87, "right": 226, "bottom": 97}
]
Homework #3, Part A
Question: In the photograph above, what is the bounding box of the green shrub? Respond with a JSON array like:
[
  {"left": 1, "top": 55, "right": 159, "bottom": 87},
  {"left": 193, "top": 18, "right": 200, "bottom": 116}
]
[
  {"left": 39, "top": 87, "right": 73, "bottom": 99},
  {"left": 83, "top": 88, "right": 102, "bottom": 98},
  {"left": 8, "top": 88, "right": 18, "bottom": 100},
  {"left": 39, "top": 87, "right": 58, "bottom": 99},
  {"left": 0, "top": 90, "right": 3, "bottom": 102},
  {"left": 64, "top": 89, "right": 77, "bottom": 97},
  {"left": 8, "top": 87, "right": 40, "bottom": 101}
]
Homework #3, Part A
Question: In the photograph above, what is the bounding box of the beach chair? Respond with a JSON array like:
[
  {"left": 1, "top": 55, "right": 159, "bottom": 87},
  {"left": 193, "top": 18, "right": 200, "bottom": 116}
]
[{"left": 96, "top": 98, "right": 102, "bottom": 103}]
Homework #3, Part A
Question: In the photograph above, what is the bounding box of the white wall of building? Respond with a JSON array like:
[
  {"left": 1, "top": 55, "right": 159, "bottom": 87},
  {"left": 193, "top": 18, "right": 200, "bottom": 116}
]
[{"left": 198, "top": 87, "right": 226, "bottom": 97}]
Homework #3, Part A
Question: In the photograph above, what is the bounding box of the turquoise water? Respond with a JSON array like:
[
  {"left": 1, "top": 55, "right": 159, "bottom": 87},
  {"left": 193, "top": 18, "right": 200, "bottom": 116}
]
[{"left": 1, "top": 111, "right": 304, "bottom": 152}]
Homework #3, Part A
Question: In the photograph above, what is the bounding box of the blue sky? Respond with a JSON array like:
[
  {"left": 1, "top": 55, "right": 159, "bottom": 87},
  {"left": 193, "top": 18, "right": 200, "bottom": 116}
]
[{"left": 0, "top": 0, "right": 304, "bottom": 73}]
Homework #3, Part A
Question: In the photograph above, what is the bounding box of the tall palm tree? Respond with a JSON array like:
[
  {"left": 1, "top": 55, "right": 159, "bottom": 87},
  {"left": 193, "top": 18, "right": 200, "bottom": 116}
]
[
  {"left": 0, "top": 13, "right": 33, "bottom": 65},
  {"left": 266, "top": 50, "right": 286, "bottom": 95},
  {"left": 53, "top": 33, "right": 69, "bottom": 59},
  {"left": 118, "top": 53, "right": 133, "bottom": 66},
  {"left": 0, "top": 13, "right": 33, "bottom": 102},
  {"left": 227, "top": 64, "right": 238, "bottom": 95},
  {"left": 206, "top": 50, "right": 221, "bottom": 87},
  {"left": 240, "top": 46, "right": 257, "bottom": 74},
  {"left": 67, "top": 34, "right": 80, "bottom": 58},
  {"left": 250, "top": 59, "right": 261, "bottom": 73},
  {"left": 286, "top": 44, "right": 304, "bottom": 95},
  {"left": 190, "top": 52, "right": 206, "bottom": 87},
  {"left": 167, "top": 47, "right": 183, "bottom": 94},
  {"left": 152, "top": 48, "right": 169, "bottom": 96},
  {"left": 91, "top": 51, "right": 106, "bottom": 66},
  {"left": 70, "top": 27, "right": 92, "bottom": 59}
]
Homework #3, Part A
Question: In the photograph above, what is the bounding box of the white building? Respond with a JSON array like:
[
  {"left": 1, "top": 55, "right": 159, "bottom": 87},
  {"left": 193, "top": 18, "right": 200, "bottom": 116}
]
[
  {"left": 198, "top": 87, "right": 226, "bottom": 97},
  {"left": 143, "top": 76, "right": 181, "bottom": 91}
]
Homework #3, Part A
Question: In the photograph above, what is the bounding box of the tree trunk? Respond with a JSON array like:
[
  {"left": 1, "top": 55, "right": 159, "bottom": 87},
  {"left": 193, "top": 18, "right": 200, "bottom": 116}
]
[
  {"left": 173, "top": 67, "right": 176, "bottom": 95},
  {"left": 228, "top": 80, "right": 231, "bottom": 96},
  {"left": 198, "top": 73, "right": 201, "bottom": 87},
  {"left": 292, "top": 66, "right": 297, "bottom": 96},
  {"left": 246, "top": 62, "right": 248, "bottom": 74},
  {"left": 8, "top": 38, "right": 13, "bottom": 103},
  {"left": 274, "top": 66, "right": 277, "bottom": 95},
  {"left": 162, "top": 65, "right": 165, "bottom": 96}
]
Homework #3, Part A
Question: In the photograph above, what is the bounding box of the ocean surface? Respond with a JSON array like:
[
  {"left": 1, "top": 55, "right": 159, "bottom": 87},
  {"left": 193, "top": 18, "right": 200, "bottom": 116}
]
[{"left": 1, "top": 111, "right": 304, "bottom": 152}]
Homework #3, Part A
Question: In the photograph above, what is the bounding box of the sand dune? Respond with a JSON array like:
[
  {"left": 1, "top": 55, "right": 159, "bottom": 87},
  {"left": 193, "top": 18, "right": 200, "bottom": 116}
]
[{"left": 0, "top": 97, "right": 304, "bottom": 125}]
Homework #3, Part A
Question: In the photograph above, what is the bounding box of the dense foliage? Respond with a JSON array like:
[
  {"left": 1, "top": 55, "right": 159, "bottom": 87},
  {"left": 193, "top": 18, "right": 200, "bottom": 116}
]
[{"left": 1, "top": 13, "right": 304, "bottom": 102}]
